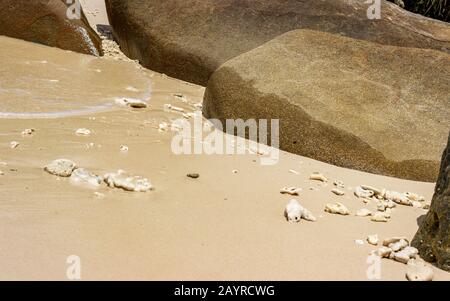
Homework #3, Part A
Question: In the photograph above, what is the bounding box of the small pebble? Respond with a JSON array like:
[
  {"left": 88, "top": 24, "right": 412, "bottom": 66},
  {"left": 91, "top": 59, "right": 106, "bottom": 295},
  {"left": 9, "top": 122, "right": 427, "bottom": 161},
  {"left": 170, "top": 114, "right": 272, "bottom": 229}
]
[
  {"left": 367, "top": 234, "right": 379, "bottom": 246},
  {"left": 10, "top": 141, "right": 19, "bottom": 149},
  {"left": 21, "top": 128, "right": 35, "bottom": 136},
  {"left": 76, "top": 128, "right": 91, "bottom": 136},
  {"left": 187, "top": 173, "right": 200, "bottom": 179}
]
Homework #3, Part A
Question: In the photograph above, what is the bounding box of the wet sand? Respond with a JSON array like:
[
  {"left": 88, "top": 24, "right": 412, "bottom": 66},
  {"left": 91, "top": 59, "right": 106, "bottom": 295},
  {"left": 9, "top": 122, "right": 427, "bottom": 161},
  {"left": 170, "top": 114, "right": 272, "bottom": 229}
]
[{"left": 0, "top": 34, "right": 449, "bottom": 280}]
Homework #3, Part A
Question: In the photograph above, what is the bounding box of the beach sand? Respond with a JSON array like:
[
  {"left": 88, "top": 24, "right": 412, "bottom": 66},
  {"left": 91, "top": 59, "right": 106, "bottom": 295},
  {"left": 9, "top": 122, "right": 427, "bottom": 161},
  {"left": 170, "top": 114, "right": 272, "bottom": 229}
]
[{"left": 0, "top": 1, "right": 448, "bottom": 281}]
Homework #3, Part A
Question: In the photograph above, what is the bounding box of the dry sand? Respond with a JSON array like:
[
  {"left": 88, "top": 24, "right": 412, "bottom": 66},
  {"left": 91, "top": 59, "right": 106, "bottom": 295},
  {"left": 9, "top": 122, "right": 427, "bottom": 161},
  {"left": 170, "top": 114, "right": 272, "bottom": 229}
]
[{"left": 0, "top": 0, "right": 449, "bottom": 281}]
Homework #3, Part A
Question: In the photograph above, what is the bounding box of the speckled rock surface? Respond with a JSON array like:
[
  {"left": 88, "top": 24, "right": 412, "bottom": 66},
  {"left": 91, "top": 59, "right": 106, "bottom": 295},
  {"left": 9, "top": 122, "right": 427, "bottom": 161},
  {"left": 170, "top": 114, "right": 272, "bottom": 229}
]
[
  {"left": 105, "top": 0, "right": 450, "bottom": 85},
  {"left": 412, "top": 133, "right": 450, "bottom": 271},
  {"left": 203, "top": 30, "right": 450, "bottom": 181}
]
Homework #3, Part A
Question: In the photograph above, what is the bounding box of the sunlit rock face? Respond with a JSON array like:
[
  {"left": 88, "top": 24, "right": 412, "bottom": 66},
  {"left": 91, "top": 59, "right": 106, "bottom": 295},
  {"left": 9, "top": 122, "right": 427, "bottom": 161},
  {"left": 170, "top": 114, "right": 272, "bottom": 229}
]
[
  {"left": 203, "top": 30, "right": 450, "bottom": 182},
  {"left": 0, "top": 36, "right": 152, "bottom": 118},
  {"left": 105, "top": 0, "right": 450, "bottom": 86}
]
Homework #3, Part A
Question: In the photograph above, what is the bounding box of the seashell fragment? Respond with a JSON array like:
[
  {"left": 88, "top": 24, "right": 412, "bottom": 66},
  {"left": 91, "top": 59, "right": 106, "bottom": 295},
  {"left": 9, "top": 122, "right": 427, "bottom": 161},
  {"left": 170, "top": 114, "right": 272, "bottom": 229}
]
[
  {"left": 75, "top": 128, "right": 91, "bottom": 136},
  {"left": 280, "top": 187, "right": 302, "bottom": 196},
  {"left": 354, "top": 186, "right": 374, "bottom": 198},
  {"left": 331, "top": 188, "right": 345, "bottom": 196},
  {"left": 367, "top": 234, "right": 379, "bottom": 246},
  {"left": 382, "top": 237, "right": 409, "bottom": 247},
  {"left": 164, "top": 103, "right": 184, "bottom": 112},
  {"left": 324, "top": 202, "right": 350, "bottom": 215},
  {"left": 44, "top": 159, "right": 77, "bottom": 177},
  {"left": 310, "top": 173, "right": 328, "bottom": 182},
  {"left": 289, "top": 169, "right": 299, "bottom": 175},
  {"left": 393, "top": 246, "right": 418, "bottom": 264},
  {"left": 360, "top": 185, "right": 383, "bottom": 196},
  {"left": 104, "top": 170, "right": 153, "bottom": 192},
  {"left": 284, "top": 199, "right": 316, "bottom": 222},
  {"left": 10, "top": 141, "right": 19, "bottom": 149},
  {"left": 70, "top": 168, "right": 103, "bottom": 188},
  {"left": 384, "top": 190, "right": 411, "bottom": 206},
  {"left": 406, "top": 260, "right": 434, "bottom": 281},
  {"left": 370, "top": 212, "right": 389, "bottom": 222},
  {"left": 373, "top": 246, "right": 393, "bottom": 258},
  {"left": 405, "top": 192, "right": 425, "bottom": 202},
  {"left": 21, "top": 128, "right": 35, "bottom": 136}
]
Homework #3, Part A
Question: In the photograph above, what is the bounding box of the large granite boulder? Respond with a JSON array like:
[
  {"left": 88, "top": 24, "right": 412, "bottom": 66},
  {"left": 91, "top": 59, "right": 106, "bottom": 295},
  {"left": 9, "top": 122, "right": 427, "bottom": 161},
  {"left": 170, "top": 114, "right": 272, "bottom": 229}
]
[
  {"left": 0, "top": 0, "right": 102, "bottom": 56},
  {"left": 203, "top": 29, "right": 450, "bottom": 181},
  {"left": 412, "top": 133, "right": 450, "bottom": 271},
  {"left": 105, "top": 0, "right": 450, "bottom": 85}
]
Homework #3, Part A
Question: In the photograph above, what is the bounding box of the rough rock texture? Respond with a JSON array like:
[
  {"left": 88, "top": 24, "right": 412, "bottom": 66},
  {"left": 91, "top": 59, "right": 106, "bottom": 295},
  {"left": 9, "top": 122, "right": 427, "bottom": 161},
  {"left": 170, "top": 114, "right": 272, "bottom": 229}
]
[
  {"left": 203, "top": 30, "right": 450, "bottom": 181},
  {"left": 44, "top": 159, "right": 77, "bottom": 177},
  {"left": 105, "top": 0, "right": 450, "bottom": 85},
  {"left": 0, "top": 0, "right": 102, "bottom": 55},
  {"left": 412, "top": 133, "right": 450, "bottom": 271}
]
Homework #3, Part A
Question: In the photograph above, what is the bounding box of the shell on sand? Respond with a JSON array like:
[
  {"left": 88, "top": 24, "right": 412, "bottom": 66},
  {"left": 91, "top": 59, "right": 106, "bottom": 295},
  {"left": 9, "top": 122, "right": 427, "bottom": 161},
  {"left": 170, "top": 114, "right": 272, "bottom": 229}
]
[
  {"left": 75, "top": 128, "right": 91, "bottom": 136},
  {"left": 394, "top": 246, "right": 418, "bottom": 264},
  {"left": 10, "top": 141, "right": 19, "bottom": 149},
  {"left": 44, "top": 159, "right": 77, "bottom": 177},
  {"left": 383, "top": 237, "right": 409, "bottom": 247},
  {"left": 164, "top": 103, "right": 184, "bottom": 112},
  {"left": 389, "top": 239, "right": 410, "bottom": 252},
  {"left": 367, "top": 234, "right": 379, "bottom": 246},
  {"left": 370, "top": 212, "right": 390, "bottom": 222},
  {"left": 331, "top": 188, "right": 345, "bottom": 196},
  {"left": 324, "top": 202, "right": 350, "bottom": 215},
  {"left": 354, "top": 186, "right": 374, "bottom": 198},
  {"left": 405, "top": 192, "right": 425, "bottom": 202},
  {"left": 284, "top": 199, "right": 316, "bottom": 222},
  {"left": 280, "top": 187, "right": 302, "bottom": 196},
  {"left": 21, "top": 128, "right": 35, "bottom": 136},
  {"left": 70, "top": 168, "right": 103, "bottom": 188},
  {"left": 360, "top": 185, "right": 384, "bottom": 196},
  {"left": 373, "top": 246, "right": 393, "bottom": 258},
  {"left": 384, "top": 190, "right": 412, "bottom": 206},
  {"left": 309, "top": 173, "right": 328, "bottom": 182},
  {"left": 104, "top": 170, "right": 153, "bottom": 192}
]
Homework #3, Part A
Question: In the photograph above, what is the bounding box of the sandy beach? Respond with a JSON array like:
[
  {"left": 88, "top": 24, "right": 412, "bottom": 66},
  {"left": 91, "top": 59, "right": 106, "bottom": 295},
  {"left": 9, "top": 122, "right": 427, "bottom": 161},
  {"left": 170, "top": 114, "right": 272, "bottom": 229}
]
[{"left": 0, "top": 0, "right": 449, "bottom": 281}]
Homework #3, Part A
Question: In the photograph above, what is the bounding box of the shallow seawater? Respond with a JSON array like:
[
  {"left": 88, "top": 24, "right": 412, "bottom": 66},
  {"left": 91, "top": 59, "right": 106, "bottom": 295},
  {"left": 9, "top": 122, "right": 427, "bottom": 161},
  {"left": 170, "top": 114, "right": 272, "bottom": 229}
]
[{"left": 0, "top": 36, "right": 152, "bottom": 118}]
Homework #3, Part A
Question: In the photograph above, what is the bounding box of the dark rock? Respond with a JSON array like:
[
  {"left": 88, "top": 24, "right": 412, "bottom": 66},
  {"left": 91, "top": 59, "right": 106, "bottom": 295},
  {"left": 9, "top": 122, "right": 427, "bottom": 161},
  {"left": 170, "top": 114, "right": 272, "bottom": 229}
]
[
  {"left": 412, "top": 133, "right": 450, "bottom": 271},
  {"left": 203, "top": 29, "right": 450, "bottom": 181},
  {"left": 105, "top": 0, "right": 450, "bottom": 85},
  {"left": 187, "top": 173, "right": 200, "bottom": 179},
  {"left": 0, "top": 0, "right": 102, "bottom": 55}
]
